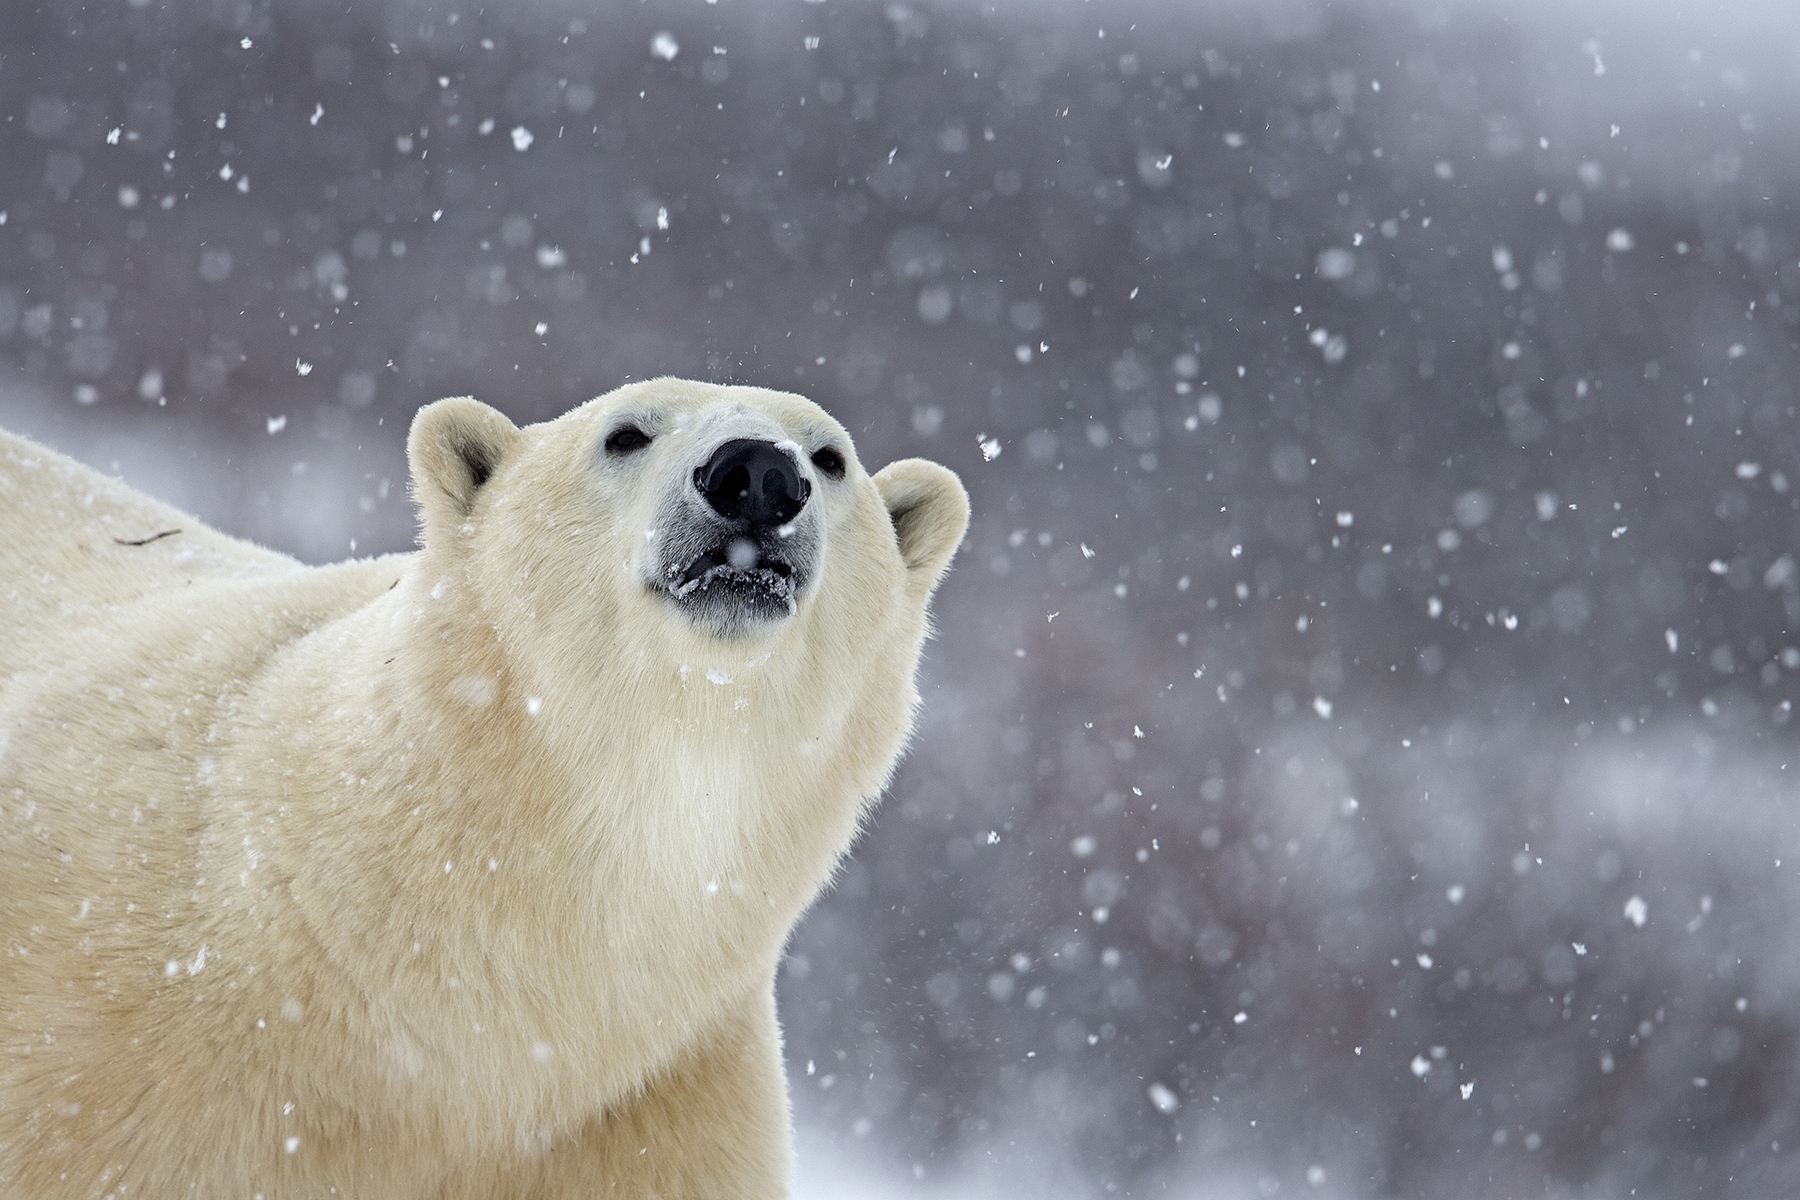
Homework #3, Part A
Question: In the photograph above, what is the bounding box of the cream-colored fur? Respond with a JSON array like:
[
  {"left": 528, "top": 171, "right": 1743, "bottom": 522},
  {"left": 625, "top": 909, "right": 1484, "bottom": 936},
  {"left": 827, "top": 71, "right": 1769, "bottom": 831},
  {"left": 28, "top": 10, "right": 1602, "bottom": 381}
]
[{"left": 0, "top": 379, "right": 968, "bottom": 1199}]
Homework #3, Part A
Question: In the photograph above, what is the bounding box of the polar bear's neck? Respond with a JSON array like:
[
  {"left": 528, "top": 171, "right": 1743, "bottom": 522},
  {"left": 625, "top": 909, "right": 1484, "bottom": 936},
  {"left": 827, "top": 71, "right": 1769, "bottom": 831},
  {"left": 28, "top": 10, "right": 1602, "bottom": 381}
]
[{"left": 226, "top": 561, "right": 905, "bottom": 1138}]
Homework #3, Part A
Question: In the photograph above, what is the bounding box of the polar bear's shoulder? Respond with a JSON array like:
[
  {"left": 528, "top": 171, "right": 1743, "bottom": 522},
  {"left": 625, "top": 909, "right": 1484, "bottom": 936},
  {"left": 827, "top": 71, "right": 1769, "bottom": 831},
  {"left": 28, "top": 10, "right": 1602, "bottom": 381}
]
[{"left": 0, "top": 428, "right": 302, "bottom": 672}]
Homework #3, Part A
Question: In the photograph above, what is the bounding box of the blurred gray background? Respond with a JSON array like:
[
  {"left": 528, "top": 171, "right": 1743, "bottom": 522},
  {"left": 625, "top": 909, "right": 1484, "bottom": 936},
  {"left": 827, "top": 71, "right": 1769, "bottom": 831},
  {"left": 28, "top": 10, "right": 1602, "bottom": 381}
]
[{"left": 6, "top": 0, "right": 1800, "bottom": 1195}]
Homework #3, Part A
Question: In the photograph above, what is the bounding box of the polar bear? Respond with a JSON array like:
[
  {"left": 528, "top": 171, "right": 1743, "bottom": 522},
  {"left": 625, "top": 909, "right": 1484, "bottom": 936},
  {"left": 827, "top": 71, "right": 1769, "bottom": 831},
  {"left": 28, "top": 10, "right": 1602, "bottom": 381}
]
[{"left": 0, "top": 378, "right": 968, "bottom": 1199}]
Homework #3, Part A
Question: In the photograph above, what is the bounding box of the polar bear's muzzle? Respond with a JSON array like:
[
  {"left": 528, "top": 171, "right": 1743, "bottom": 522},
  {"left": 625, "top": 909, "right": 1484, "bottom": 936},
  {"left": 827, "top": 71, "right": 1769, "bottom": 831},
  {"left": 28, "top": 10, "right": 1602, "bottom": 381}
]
[{"left": 649, "top": 437, "right": 822, "bottom": 634}]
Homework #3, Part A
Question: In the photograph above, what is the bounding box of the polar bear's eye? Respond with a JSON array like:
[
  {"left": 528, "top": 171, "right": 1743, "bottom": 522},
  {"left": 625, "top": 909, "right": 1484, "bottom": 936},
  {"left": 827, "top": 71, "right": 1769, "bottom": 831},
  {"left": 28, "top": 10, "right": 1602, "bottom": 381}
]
[
  {"left": 604, "top": 425, "right": 654, "bottom": 456},
  {"left": 811, "top": 447, "right": 846, "bottom": 480}
]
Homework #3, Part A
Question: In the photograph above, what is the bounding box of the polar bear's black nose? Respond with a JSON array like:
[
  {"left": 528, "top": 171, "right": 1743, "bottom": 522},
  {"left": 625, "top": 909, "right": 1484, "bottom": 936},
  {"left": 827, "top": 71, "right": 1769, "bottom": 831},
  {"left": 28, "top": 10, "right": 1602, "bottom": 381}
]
[{"left": 695, "top": 439, "right": 811, "bottom": 528}]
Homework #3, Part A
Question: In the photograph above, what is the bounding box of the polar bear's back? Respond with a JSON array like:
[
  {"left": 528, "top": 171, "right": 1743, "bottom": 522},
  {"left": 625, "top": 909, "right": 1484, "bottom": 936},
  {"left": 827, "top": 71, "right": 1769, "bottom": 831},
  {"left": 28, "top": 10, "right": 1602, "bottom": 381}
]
[{"left": 0, "top": 429, "right": 300, "bottom": 676}]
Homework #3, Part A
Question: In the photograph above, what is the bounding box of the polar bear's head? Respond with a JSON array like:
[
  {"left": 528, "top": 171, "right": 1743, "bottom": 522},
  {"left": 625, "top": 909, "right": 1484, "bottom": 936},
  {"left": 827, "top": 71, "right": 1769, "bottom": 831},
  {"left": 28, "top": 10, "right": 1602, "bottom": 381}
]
[{"left": 406, "top": 378, "right": 966, "bottom": 657}]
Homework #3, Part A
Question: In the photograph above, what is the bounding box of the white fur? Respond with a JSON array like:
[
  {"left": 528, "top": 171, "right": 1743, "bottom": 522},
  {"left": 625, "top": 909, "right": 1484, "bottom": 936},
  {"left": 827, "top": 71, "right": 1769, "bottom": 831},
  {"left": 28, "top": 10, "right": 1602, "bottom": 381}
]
[{"left": 0, "top": 379, "right": 968, "bottom": 1199}]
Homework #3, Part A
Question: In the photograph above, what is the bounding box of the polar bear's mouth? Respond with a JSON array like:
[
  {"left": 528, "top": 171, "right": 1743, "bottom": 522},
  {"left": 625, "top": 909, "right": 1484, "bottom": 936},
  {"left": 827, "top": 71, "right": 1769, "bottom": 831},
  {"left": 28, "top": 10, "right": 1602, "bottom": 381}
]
[{"left": 661, "top": 536, "right": 801, "bottom": 622}]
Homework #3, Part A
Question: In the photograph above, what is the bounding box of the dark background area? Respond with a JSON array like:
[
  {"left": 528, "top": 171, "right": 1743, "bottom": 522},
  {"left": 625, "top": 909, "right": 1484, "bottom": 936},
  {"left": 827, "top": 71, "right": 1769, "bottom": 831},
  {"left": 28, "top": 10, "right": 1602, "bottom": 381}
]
[{"left": 5, "top": 0, "right": 1800, "bottom": 1194}]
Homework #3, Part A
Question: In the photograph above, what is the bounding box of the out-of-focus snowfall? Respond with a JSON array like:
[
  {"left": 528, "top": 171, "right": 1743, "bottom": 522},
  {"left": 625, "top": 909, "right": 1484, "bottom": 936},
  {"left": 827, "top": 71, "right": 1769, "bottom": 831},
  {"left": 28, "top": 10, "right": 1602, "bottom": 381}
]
[{"left": 6, "top": 0, "right": 1800, "bottom": 1194}]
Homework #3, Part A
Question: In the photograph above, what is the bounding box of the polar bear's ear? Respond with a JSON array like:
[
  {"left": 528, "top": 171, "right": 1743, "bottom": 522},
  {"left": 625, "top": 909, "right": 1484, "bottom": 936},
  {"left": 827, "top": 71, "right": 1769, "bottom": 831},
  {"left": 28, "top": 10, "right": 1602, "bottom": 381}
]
[
  {"left": 873, "top": 459, "right": 970, "bottom": 595},
  {"left": 407, "top": 397, "right": 520, "bottom": 538}
]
